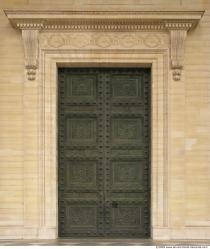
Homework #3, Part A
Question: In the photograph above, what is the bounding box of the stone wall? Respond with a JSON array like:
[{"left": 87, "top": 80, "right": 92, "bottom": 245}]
[{"left": 0, "top": 0, "right": 210, "bottom": 239}]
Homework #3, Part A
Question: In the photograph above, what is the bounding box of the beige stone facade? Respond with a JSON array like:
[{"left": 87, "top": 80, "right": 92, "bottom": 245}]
[{"left": 0, "top": 0, "right": 210, "bottom": 240}]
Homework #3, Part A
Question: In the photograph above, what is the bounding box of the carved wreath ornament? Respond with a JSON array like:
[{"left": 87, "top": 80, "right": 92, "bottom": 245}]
[
  {"left": 45, "top": 33, "right": 163, "bottom": 49},
  {"left": 4, "top": 10, "right": 204, "bottom": 81}
]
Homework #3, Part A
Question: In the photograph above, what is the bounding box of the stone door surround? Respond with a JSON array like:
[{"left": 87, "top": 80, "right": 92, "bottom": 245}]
[{"left": 4, "top": 10, "right": 204, "bottom": 239}]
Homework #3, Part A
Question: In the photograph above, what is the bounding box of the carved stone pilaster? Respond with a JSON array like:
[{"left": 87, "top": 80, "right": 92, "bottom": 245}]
[
  {"left": 22, "top": 29, "right": 40, "bottom": 81},
  {"left": 169, "top": 29, "right": 187, "bottom": 81}
]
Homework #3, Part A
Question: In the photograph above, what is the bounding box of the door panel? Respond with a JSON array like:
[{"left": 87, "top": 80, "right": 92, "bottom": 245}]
[
  {"left": 104, "top": 71, "right": 150, "bottom": 237},
  {"left": 58, "top": 68, "right": 150, "bottom": 238},
  {"left": 58, "top": 71, "right": 104, "bottom": 237}
]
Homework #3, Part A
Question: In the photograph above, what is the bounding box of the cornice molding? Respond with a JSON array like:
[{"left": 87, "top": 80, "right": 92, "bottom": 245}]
[
  {"left": 5, "top": 10, "right": 204, "bottom": 31},
  {"left": 4, "top": 10, "right": 204, "bottom": 81}
]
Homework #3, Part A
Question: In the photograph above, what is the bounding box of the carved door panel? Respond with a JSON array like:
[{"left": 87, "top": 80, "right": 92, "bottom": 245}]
[
  {"left": 104, "top": 70, "right": 150, "bottom": 237},
  {"left": 58, "top": 68, "right": 150, "bottom": 238}
]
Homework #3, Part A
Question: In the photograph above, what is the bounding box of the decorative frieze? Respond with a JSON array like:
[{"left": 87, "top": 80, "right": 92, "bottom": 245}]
[
  {"left": 4, "top": 10, "right": 204, "bottom": 81},
  {"left": 40, "top": 32, "right": 167, "bottom": 49}
]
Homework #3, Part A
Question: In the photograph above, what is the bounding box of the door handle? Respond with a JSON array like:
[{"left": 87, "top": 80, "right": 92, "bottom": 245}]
[{"left": 112, "top": 201, "right": 118, "bottom": 208}]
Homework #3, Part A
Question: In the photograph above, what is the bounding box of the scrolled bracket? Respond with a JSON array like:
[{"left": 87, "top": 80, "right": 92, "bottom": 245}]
[
  {"left": 21, "top": 25, "right": 43, "bottom": 81},
  {"left": 170, "top": 29, "right": 187, "bottom": 81},
  {"left": 165, "top": 23, "right": 190, "bottom": 81},
  {"left": 4, "top": 11, "right": 204, "bottom": 82}
]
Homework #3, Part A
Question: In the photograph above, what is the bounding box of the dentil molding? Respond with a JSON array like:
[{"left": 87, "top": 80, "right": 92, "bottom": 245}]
[{"left": 4, "top": 10, "right": 204, "bottom": 81}]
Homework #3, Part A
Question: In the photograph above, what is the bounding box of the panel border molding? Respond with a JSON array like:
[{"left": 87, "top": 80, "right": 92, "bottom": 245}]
[
  {"left": 39, "top": 50, "right": 169, "bottom": 239},
  {"left": 5, "top": 10, "right": 204, "bottom": 81}
]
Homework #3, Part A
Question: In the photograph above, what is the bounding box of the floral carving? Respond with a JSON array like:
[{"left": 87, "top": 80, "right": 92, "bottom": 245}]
[
  {"left": 70, "top": 162, "right": 96, "bottom": 184},
  {"left": 115, "top": 207, "right": 140, "bottom": 225},
  {"left": 144, "top": 34, "right": 161, "bottom": 48},
  {"left": 69, "top": 207, "right": 96, "bottom": 226},
  {"left": 95, "top": 34, "right": 113, "bottom": 48}
]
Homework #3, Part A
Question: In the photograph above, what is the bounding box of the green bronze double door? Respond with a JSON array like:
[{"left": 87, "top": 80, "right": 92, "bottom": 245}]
[{"left": 58, "top": 68, "right": 151, "bottom": 238}]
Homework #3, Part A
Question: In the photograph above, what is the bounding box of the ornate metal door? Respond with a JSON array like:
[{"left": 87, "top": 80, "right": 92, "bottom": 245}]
[{"left": 58, "top": 68, "right": 150, "bottom": 238}]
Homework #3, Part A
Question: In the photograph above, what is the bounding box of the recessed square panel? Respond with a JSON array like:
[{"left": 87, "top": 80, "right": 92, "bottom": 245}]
[
  {"left": 111, "top": 117, "right": 143, "bottom": 145},
  {"left": 66, "top": 75, "right": 96, "bottom": 101},
  {"left": 111, "top": 75, "right": 143, "bottom": 100},
  {"left": 66, "top": 205, "right": 97, "bottom": 229},
  {"left": 66, "top": 118, "right": 97, "bottom": 145},
  {"left": 65, "top": 161, "right": 97, "bottom": 189},
  {"left": 112, "top": 206, "right": 142, "bottom": 227},
  {"left": 111, "top": 161, "right": 144, "bottom": 190}
]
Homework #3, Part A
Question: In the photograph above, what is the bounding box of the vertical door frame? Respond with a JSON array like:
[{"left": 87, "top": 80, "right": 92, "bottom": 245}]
[{"left": 37, "top": 49, "right": 169, "bottom": 239}]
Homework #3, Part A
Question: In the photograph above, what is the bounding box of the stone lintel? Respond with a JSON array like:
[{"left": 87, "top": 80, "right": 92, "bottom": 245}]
[{"left": 4, "top": 10, "right": 204, "bottom": 81}]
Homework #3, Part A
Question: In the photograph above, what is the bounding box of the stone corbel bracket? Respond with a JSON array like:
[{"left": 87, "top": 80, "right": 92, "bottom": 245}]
[
  {"left": 20, "top": 23, "right": 44, "bottom": 80},
  {"left": 4, "top": 10, "right": 204, "bottom": 81},
  {"left": 165, "top": 22, "right": 192, "bottom": 81}
]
